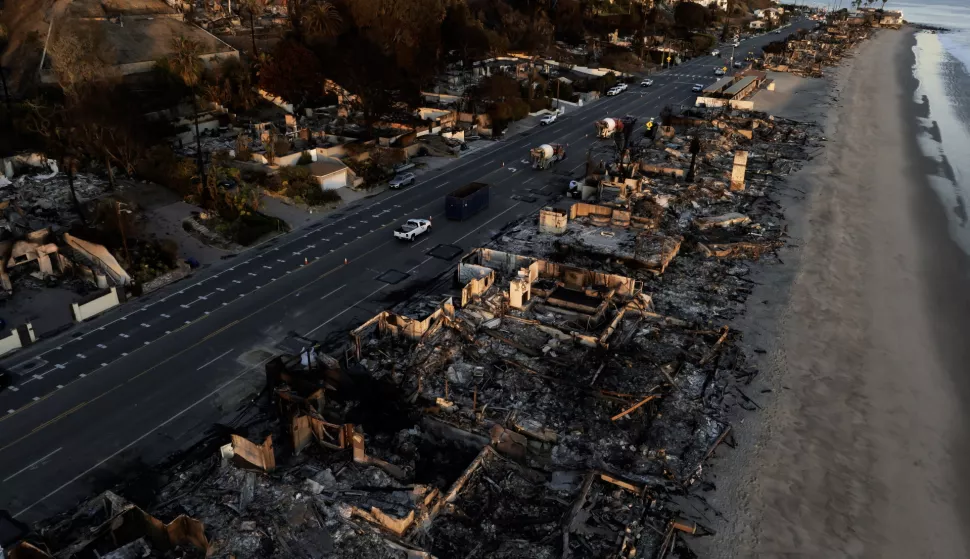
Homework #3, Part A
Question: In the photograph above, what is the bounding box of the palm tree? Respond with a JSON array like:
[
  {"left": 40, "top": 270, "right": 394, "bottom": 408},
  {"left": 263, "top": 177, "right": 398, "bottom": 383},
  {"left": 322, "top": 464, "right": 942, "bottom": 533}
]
[
  {"left": 202, "top": 81, "right": 228, "bottom": 108},
  {"left": 0, "top": 27, "right": 12, "bottom": 136},
  {"left": 165, "top": 35, "right": 204, "bottom": 90},
  {"left": 238, "top": 0, "right": 264, "bottom": 59},
  {"left": 158, "top": 36, "right": 206, "bottom": 184},
  {"left": 301, "top": 1, "right": 342, "bottom": 42}
]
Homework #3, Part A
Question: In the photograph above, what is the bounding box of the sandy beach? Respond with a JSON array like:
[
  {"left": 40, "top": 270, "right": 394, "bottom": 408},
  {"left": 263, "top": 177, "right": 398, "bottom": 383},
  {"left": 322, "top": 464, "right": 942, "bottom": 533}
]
[{"left": 697, "top": 27, "right": 970, "bottom": 558}]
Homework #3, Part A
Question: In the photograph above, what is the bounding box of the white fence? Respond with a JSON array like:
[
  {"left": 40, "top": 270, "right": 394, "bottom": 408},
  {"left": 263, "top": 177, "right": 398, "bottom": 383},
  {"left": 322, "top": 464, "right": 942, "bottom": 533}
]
[
  {"left": 0, "top": 323, "right": 37, "bottom": 357},
  {"left": 71, "top": 288, "right": 123, "bottom": 322}
]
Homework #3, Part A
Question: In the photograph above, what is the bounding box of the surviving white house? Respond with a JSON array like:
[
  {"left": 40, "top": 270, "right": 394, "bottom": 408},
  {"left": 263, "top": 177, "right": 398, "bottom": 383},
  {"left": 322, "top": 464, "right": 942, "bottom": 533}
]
[
  {"left": 307, "top": 158, "right": 356, "bottom": 190},
  {"left": 251, "top": 148, "right": 361, "bottom": 190},
  {"left": 754, "top": 7, "right": 784, "bottom": 19}
]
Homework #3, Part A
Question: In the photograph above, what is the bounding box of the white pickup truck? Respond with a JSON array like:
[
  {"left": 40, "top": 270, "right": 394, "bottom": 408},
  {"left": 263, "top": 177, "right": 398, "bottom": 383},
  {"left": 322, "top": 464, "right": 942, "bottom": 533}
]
[{"left": 394, "top": 219, "right": 432, "bottom": 241}]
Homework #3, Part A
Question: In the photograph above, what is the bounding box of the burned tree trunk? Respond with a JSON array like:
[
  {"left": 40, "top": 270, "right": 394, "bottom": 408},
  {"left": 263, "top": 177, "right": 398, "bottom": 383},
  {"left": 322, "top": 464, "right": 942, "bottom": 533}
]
[
  {"left": 686, "top": 136, "right": 701, "bottom": 183},
  {"left": 250, "top": 12, "right": 258, "bottom": 59},
  {"left": 0, "top": 67, "right": 12, "bottom": 133},
  {"left": 66, "top": 157, "right": 87, "bottom": 226},
  {"left": 104, "top": 152, "right": 115, "bottom": 191}
]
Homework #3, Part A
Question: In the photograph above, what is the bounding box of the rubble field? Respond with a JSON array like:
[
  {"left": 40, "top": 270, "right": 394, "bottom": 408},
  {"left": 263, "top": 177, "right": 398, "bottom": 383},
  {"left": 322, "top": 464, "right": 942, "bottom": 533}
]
[
  {"left": 762, "top": 21, "right": 873, "bottom": 78},
  {"left": 8, "top": 107, "right": 822, "bottom": 559}
]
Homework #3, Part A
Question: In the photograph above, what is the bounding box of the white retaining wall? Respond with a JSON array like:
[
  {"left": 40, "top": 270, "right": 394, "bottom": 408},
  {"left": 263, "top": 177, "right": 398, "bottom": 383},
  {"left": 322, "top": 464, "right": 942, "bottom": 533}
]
[
  {"left": 0, "top": 329, "right": 22, "bottom": 356},
  {"left": 71, "top": 288, "right": 122, "bottom": 322},
  {"left": 0, "top": 323, "right": 37, "bottom": 357},
  {"left": 694, "top": 97, "right": 755, "bottom": 110}
]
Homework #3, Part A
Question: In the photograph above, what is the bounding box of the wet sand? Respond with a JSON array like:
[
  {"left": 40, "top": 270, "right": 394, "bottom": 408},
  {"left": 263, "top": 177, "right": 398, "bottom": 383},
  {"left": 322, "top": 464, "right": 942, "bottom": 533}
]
[{"left": 698, "top": 28, "right": 970, "bottom": 558}]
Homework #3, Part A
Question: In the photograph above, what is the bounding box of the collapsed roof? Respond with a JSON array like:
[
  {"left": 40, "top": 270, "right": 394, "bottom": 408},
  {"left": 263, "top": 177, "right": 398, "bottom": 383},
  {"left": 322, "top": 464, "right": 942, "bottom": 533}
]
[{"left": 9, "top": 107, "right": 823, "bottom": 559}]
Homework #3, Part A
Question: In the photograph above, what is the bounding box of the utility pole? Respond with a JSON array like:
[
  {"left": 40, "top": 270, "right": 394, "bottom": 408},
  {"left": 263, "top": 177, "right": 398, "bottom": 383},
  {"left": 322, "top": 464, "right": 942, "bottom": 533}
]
[
  {"left": 116, "top": 201, "right": 132, "bottom": 266},
  {"left": 193, "top": 101, "right": 206, "bottom": 187},
  {"left": 38, "top": 18, "right": 54, "bottom": 74},
  {"left": 0, "top": 66, "right": 12, "bottom": 131}
]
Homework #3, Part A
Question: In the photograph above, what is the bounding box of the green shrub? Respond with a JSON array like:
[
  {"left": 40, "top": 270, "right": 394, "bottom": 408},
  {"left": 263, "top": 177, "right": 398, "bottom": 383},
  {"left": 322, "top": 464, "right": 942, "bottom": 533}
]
[
  {"left": 228, "top": 212, "right": 288, "bottom": 246},
  {"left": 344, "top": 158, "right": 391, "bottom": 186},
  {"left": 551, "top": 81, "right": 574, "bottom": 100},
  {"left": 135, "top": 145, "right": 196, "bottom": 197},
  {"left": 509, "top": 98, "right": 531, "bottom": 120},
  {"left": 305, "top": 188, "right": 341, "bottom": 205},
  {"left": 488, "top": 102, "right": 513, "bottom": 123},
  {"left": 297, "top": 151, "right": 313, "bottom": 165},
  {"left": 158, "top": 238, "right": 180, "bottom": 268},
  {"left": 529, "top": 97, "right": 551, "bottom": 112},
  {"left": 273, "top": 138, "right": 292, "bottom": 158},
  {"left": 273, "top": 166, "right": 341, "bottom": 206},
  {"left": 690, "top": 33, "right": 717, "bottom": 54}
]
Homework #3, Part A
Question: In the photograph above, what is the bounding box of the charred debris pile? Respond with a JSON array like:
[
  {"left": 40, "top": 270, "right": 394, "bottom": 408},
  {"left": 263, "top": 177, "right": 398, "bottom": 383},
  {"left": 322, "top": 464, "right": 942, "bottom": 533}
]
[
  {"left": 9, "top": 108, "right": 821, "bottom": 559},
  {"left": 762, "top": 22, "right": 874, "bottom": 78},
  {"left": 534, "top": 106, "right": 820, "bottom": 322}
]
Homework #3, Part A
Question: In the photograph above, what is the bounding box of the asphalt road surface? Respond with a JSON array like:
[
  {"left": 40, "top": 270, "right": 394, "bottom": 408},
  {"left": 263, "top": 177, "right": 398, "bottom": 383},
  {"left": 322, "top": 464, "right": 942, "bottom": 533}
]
[{"left": 0, "top": 23, "right": 812, "bottom": 524}]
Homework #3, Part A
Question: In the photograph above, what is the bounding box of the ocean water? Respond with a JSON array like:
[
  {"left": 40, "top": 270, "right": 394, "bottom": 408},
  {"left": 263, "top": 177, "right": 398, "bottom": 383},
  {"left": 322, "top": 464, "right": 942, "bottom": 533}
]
[
  {"left": 906, "top": 1, "right": 970, "bottom": 253},
  {"left": 804, "top": 0, "right": 970, "bottom": 252}
]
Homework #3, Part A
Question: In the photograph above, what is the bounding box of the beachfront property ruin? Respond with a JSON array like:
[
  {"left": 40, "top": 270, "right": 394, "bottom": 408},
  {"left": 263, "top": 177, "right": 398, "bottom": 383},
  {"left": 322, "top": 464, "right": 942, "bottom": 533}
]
[{"left": 3, "top": 102, "right": 825, "bottom": 558}]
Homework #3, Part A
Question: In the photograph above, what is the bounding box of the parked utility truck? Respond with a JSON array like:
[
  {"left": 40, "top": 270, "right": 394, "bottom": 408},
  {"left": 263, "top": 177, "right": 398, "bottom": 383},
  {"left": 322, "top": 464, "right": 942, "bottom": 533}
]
[{"left": 530, "top": 143, "right": 567, "bottom": 170}]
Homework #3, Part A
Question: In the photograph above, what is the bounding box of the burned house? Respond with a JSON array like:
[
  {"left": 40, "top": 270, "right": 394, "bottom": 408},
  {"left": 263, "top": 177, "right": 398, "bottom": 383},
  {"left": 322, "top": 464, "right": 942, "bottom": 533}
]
[
  {"left": 9, "top": 107, "right": 822, "bottom": 558},
  {"left": 10, "top": 240, "right": 740, "bottom": 558},
  {"left": 762, "top": 24, "right": 875, "bottom": 78}
]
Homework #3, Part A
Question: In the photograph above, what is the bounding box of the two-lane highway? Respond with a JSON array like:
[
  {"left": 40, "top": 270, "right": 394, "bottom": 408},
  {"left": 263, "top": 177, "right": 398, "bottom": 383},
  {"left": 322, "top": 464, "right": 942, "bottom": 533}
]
[{"left": 0, "top": 21, "right": 811, "bottom": 523}]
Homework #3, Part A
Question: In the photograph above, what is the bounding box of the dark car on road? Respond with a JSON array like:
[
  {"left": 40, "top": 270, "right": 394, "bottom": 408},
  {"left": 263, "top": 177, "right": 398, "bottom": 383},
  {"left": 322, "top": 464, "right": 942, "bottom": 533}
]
[{"left": 0, "top": 370, "right": 11, "bottom": 392}]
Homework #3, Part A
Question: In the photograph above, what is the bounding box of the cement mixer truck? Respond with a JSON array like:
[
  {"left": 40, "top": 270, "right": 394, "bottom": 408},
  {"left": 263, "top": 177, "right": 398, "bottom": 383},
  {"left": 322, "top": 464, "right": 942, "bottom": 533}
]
[
  {"left": 595, "top": 118, "right": 621, "bottom": 138},
  {"left": 530, "top": 143, "right": 567, "bottom": 170},
  {"left": 595, "top": 116, "right": 638, "bottom": 139}
]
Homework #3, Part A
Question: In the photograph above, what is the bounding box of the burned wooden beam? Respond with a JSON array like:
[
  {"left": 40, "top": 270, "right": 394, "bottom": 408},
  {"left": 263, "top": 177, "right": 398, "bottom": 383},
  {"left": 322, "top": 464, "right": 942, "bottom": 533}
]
[
  {"left": 610, "top": 394, "right": 659, "bottom": 421},
  {"left": 699, "top": 326, "right": 730, "bottom": 366}
]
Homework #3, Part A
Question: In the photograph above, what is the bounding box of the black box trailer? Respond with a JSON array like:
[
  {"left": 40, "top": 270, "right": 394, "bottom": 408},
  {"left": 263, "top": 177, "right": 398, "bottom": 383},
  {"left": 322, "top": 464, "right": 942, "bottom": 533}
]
[{"left": 445, "top": 182, "right": 490, "bottom": 221}]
